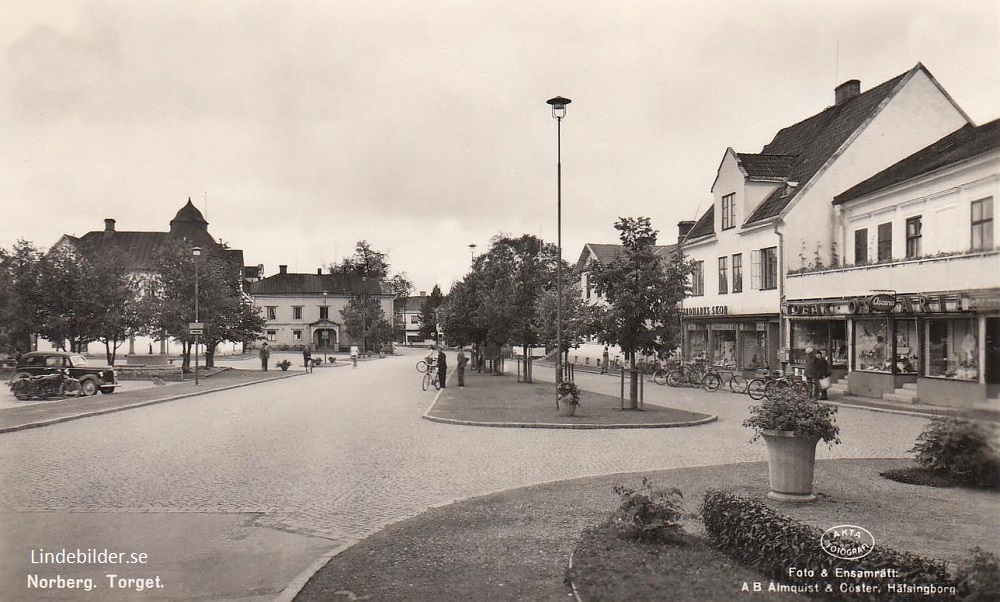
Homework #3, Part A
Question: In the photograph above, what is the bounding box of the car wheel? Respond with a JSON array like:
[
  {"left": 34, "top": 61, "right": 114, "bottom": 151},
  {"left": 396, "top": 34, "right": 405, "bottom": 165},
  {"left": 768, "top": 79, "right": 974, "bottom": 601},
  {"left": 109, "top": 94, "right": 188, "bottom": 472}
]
[
  {"left": 79, "top": 377, "right": 98, "bottom": 397},
  {"left": 100, "top": 387, "right": 115, "bottom": 394},
  {"left": 62, "top": 380, "right": 82, "bottom": 397}
]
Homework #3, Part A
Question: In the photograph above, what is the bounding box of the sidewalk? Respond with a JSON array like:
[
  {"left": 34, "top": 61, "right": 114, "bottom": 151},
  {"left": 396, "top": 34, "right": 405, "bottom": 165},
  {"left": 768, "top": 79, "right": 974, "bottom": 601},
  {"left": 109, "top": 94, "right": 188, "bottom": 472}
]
[{"left": 0, "top": 368, "right": 303, "bottom": 434}]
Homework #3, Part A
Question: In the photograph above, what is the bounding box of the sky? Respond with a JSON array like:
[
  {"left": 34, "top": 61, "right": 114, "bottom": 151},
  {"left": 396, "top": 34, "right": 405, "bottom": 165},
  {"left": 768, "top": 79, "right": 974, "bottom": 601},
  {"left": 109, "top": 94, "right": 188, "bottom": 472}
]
[{"left": 1, "top": 0, "right": 998, "bottom": 295}]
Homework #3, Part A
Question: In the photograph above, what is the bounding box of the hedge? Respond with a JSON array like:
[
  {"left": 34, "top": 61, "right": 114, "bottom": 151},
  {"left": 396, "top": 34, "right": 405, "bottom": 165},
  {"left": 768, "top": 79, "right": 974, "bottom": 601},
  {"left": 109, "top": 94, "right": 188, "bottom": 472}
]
[{"left": 700, "top": 490, "right": 957, "bottom": 601}]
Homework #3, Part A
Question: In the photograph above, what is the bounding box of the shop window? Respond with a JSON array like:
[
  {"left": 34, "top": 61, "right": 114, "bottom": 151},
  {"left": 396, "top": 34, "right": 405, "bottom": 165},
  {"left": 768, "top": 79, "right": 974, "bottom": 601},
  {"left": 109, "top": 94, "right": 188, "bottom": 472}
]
[
  {"left": 712, "top": 328, "right": 736, "bottom": 368},
  {"left": 905, "top": 216, "right": 922, "bottom": 258},
  {"left": 687, "top": 328, "right": 708, "bottom": 362},
  {"left": 266, "top": 306, "right": 277, "bottom": 320},
  {"left": 691, "top": 261, "right": 704, "bottom": 296},
  {"left": 718, "top": 257, "right": 728, "bottom": 294},
  {"left": 741, "top": 330, "right": 768, "bottom": 370},
  {"left": 877, "top": 222, "right": 892, "bottom": 262},
  {"left": 854, "top": 319, "right": 890, "bottom": 372},
  {"left": 895, "top": 320, "right": 919, "bottom": 374},
  {"left": 732, "top": 253, "right": 742, "bottom": 293},
  {"left": 928, "top": 319, "right": 979, "bottom": 380},
  {"left": 854, "top": 228, "right": 868, "bottom": 264},
  {"left": 791, "top": 322, "right": 830, "bottom": 365},
  {"left": 971, "top": 198, "right": 994, "bottom": 251},
  {"left": 293, "top": 306, "right": 303, "bottom": 320}
]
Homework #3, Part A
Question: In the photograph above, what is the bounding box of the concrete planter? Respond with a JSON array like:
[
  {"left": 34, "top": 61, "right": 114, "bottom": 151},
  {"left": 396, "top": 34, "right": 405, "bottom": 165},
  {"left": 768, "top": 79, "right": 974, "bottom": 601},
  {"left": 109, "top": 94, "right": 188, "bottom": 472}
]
[
  {"left": 761, "top": 430, "right": 821, "bottom": 502},
  {"left": 557, "top": 397, "right": 578, "bottom": 417}
]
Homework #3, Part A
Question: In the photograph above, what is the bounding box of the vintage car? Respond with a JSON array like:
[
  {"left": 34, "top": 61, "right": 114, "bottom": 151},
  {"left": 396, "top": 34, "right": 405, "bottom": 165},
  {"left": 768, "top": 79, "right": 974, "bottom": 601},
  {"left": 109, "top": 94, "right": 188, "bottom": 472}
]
[{"left": 11, "top": 351, "right": 119, "bottom": 396}]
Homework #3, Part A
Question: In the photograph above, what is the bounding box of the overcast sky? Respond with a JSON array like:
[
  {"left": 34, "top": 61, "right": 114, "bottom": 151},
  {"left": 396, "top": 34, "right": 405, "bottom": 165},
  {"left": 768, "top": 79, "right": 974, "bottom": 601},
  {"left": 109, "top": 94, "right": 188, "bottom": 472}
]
[{"left": 2, "top": 0, "right": 998, "bottom": 294}]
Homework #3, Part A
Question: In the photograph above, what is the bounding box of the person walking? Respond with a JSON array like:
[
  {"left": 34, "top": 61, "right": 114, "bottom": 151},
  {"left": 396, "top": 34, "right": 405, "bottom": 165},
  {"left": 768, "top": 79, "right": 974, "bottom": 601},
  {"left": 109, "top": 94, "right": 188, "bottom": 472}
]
[
  {"left": 437, "top": 346, "right": 448, "bottom": 389},
  {"left": 259, "top": 342, "right": 270, "bottom": 372},
  {"left": 803, "top": 347, "right": 819, "bottom": 399},
  {"left": 303, "top": 345, "right": 313, "bottom": 373},
  {"left": 456, "top": 347, "right": 468, "bottom": 388},
  {"left": 601, "top": 346, "right": 609, "bottom": 374},
  {"left": 815, "top": 350, "right": 831, "bottom": 400}
]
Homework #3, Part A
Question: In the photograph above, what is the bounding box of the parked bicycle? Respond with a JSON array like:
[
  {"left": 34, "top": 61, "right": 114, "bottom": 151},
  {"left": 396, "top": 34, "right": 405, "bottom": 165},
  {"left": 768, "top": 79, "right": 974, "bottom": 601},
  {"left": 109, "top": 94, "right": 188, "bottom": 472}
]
[
  {"left": 745, "top": 370, "right": 808, "bottom": 400},
  {"left": 699, "top": 365, "right": 749, "bottom": 393},
  {"left": 417, "top": 356, "right": 440, "bottom": 391},
  {"left": 666, "top": 362, "right": 707, "bottom": 388}
]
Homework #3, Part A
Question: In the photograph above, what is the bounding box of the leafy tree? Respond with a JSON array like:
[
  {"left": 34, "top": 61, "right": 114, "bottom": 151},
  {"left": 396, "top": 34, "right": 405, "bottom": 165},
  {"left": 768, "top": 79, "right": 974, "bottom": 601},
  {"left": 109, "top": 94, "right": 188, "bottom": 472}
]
[
  {"left": 35, "top": 245, "right": 105, "bottom": 352},
  {"left": 340, "top": 293, "right": 392, "bottom": 353},
  {"left": 0, "top": 240, "right": 43, "bottom": 353},
  {"left": 88, "top": 249, "right": 145, "bottom": 365},
  {"left": 141, "top": 240, "right": 264, "bottom": 370},
  {"left": 331, "top": 240, "right": 391, "bottom": 280},
  {"left": 535, "top": 279, "right": 591, "bottom": 361},
  {"left": 418, "top": 285, "right": 445, "bottom": 341},
  {"left": 439, "top": 274, "right": 488, "bottom": 349},
  {"left": 587, "top": 217, "right": 693, "bottom": 408}
]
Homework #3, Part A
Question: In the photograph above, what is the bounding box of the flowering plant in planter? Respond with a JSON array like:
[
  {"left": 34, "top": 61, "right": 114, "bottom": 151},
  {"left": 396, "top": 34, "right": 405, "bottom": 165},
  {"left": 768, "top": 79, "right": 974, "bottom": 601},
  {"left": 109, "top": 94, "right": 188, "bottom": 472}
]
[
  {"left": 557, "top": 381, "right": 581, "bottom": 406},
  {"left": 275, "top": 359, "right": 292, "bottom": 371},
  {"left": 743, "top": 386, "right": 840, "bottom": 447}
]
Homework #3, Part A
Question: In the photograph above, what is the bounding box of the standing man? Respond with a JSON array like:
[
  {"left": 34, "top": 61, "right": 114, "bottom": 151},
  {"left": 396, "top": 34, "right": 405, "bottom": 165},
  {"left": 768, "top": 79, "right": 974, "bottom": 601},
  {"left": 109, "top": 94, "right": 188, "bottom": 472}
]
[
  {"left": 303, "top": 345, "right": 313, "bottom": 373},
  {"left": 259, "top": 342, "right": 270, "bottom": 372},
  {"left": 456, "top": 347, "right": 469, "bottom": 388},
  {"left": 803, "top": 347, "right": 818, "bottom": 399},
  {"left": 815, "top": 350, "right": 831, "bottom": 400},
  {"left": 601, "top": 346, "right": 609, "bottom": 374},
  {"left": 437, "top": 346, "right": 448, "bottom": 389}
]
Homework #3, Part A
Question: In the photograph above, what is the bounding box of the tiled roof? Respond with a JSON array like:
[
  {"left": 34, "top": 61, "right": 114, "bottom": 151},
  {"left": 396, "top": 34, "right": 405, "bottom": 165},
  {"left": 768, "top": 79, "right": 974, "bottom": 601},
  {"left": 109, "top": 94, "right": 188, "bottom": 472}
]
[
  {"left": 743, "top": 68, "right": 912, "bottom": 224},
  {"left": 398, "top": 295, "right": 428, "bottom": 312},
  {"left": 575, "top": 242, "right": 677, "bottom": 272},
  {"left": 684, "top": 205, "right": 715, "bottom": 242},
  {"left": 246, "top": 273, "right": 392, "bottom": 296},
  {"left": 737, "top": 153, "right": 797, "bottom": 180},
  {"left": 71, "top": 231, "right": 197, "bottom": 270},
  {"left": 834, "top": 118, "right": 1000, "bottom": 205}
]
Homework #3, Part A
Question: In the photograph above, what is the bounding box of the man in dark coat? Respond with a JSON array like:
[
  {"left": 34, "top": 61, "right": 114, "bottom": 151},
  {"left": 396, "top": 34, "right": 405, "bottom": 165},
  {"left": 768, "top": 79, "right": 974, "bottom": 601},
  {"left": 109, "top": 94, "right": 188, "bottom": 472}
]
[
  {"left": 437, "top": 347, "right": 448, "bottom": 389},
  {"left": 804, "top": 347, "right": 822, "bottom": 399},
  {"left": 815, "top": 351, "right": 831, "bottom": 400}
]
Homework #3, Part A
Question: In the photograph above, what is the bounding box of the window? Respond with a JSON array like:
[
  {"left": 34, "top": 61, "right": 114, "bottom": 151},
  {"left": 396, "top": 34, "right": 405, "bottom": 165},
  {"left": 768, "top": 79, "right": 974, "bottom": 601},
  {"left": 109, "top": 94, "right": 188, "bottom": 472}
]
[
  {"left": 691, "top": 261, "right": 704, "bottom": 296},
  {"left": 971, "top": 198, "right": 994, "bottom": 250},
  {"left": 761, "top": 247, "right": 778, "bottom": 290},
  {"left": 854, "top": 319, "right": 889, "bottom": 372},
  {"left": 292, "top": 330, "right": 302, "bottom": 341},
  {"left": 319, "top": 306, "right": 329, "bottom": 320},
  {"left": 928, "top": 318, "right": 979, "bottom": 380},
  {"left": 731, "top": 253, "right": 742, "bottom": 293},
  {"left": 877, "top": 222, "right": 892, "bottom": 262},
  {"left": 293, "top": 306, "right": 303, "bottom": 320},
  {"left": 717, "top": 257, "right": 728, "bottom": 294},
  {"left": 712, "top": 327, "right": 736, "bottom": 367},
  {"left": 721, "top": 193, "right": 736, "bottom": 230},
  {"left": 266, "top": 330, "right": 277, "bottom": 342},
  {"left": 905, "top": 216, "right": 922, "bottom": 258},
  {"left": 854, "top": 228, "right": 868, "bottom": 264},
  {"left": 266, "top": 306, "right": 277, "bottom": 320},
  {"left": 410, "top": 314, "right": 421, "bottom": 324}
]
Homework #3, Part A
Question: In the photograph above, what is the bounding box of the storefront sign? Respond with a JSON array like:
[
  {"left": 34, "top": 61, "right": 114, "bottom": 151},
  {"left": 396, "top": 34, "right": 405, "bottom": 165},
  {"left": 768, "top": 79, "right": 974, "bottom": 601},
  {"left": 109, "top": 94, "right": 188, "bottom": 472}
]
[
  {"left": 784, "top": 293, "right": 971, "bottom": 317},
  {"left": 681, "top": 305, "right": 729, "bottom": 316}
]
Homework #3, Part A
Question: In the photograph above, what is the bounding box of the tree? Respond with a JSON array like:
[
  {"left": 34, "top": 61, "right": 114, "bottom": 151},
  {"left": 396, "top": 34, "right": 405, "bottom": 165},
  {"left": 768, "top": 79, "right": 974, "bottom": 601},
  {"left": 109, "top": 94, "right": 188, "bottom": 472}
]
[
  {"left": 587, "top": 217, "right": 693, "bottom": 409},
  {"left": 141, "top": 240, "right": 264, "bottom": 371},
  {"left": 340, "top": 293, "right": 392, "bottom": 353},
  {"left": 0, "top": 240, "right": 43, "bottom": 353},
  {"left": 418, "top": 285, "right": 445, "bottom": 341},
  {"left": 331, "top": 240, "right": 391, "bottom": 280},
  {"left": 88, "top": 249, "right": 145, "bottom": 365},
  {"left": 35, "top": 245, "right": 105, "bottom": 352}
]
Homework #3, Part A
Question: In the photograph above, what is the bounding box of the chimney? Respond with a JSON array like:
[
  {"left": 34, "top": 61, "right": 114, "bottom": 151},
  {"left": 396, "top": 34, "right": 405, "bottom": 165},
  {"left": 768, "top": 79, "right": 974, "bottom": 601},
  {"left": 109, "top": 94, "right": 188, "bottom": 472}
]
[
  {"left": 104, "top": 218, "right": 116, "bottom": 239},
  {"left": 420, "top": 291, "right": 426, "bottom": 297},
  {"left": 317, "top": 268, "right": 322, "bottom": 275},
  {"left": 279, "top": 265, "right": 288, "bottom": 275},
  {"left": 677, "top": 220, "right": 695, "bottom": 245},
  {"left": 835, "top": 79, "right": 861, "bottom": 105}
]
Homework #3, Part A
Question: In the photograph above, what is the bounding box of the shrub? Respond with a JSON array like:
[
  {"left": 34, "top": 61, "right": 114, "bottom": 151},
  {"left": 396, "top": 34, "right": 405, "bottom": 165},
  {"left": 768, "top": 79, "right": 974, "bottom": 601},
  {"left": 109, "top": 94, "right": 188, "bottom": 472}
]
[
  {"left": 910, "top": 418, "right": 1000, "bottom": 489},
  {"left": 955, "top": 547, "right": 1000, "bottom": 601},
  {"left": 743, "top": 385, "right": 840, "bottom": 446},
  {"left": 609, "top": 478, "right": 685, "bottom": 544},
  {"left": 700, "top": 490, "right": 954, "bottom": 601},
  {"left": 557, "top": 381, "right": 580, "bottom": 405}
]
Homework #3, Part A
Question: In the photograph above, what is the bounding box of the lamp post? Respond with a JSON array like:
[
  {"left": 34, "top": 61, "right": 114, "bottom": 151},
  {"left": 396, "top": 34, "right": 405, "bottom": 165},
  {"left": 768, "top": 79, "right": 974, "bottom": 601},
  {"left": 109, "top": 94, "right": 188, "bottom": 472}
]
[
  {"left": 322, "top": 291, "right": 329, "bottom": 364},
  {"left": 547, "top": 95, "right": 571, "bottom": 388},
  {"left": 468, "top": 243, "right": 477, "bottom": 262},
  {"left": 192, "top": 246, "right": 202, "bottom": 386}
]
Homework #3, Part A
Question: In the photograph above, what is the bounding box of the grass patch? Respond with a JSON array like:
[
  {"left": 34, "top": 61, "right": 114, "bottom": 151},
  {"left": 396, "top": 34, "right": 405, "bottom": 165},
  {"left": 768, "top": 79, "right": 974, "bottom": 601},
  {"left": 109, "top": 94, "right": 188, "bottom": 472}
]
[
  {"left": 881, "top": 466, "right": 1000, "bottom": 491},
  {"left": 569, "top": 519, "right": 809, "bottom": 601}
]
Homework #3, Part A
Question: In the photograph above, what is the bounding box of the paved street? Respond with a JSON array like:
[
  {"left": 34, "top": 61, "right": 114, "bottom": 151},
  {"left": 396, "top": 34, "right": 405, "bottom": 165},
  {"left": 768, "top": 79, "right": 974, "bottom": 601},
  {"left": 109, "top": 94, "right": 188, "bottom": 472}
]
[{"left": 0, "top": 348, "right": 933, "bottom": 601}]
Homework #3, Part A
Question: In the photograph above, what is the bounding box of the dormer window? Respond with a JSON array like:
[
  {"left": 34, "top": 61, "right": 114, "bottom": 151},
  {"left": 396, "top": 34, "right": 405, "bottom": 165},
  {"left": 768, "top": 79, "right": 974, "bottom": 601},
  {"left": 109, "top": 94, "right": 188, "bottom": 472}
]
[{"left": 721, "top": 193, "right": 736, "bottom": 230}]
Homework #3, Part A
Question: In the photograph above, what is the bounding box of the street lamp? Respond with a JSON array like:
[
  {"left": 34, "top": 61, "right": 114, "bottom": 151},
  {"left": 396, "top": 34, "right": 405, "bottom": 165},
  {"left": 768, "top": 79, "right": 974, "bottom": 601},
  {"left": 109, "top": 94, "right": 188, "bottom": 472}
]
[
  {"left": 192, "top": 246, "right": 202, "bottom": 386},
  {"left": 547, "top": 95, "right": 571, "bottom": 388},
  {"left": 468, "top": 243, "right": 477, "bottom": 262},
  {"left": 322, "top": 291, "right": 329, "bottom": 364}
]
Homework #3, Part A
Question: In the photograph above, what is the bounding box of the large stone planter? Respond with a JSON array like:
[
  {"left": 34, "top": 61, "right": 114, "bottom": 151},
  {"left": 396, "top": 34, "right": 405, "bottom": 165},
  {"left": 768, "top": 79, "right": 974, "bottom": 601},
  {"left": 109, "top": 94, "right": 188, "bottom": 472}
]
[
  {"left": 761, "top": 430, "right": 820, "bottom": 502},
  {"left": 557, "top": 397, "right": 578, "bottom": 417}
]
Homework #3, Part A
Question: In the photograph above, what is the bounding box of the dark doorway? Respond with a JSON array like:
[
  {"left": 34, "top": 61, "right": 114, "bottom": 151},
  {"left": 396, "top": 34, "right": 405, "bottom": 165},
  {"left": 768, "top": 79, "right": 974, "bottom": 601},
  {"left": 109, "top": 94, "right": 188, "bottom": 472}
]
[{"left": 986, "top": 318, "right": 1000, "bottom": 385}]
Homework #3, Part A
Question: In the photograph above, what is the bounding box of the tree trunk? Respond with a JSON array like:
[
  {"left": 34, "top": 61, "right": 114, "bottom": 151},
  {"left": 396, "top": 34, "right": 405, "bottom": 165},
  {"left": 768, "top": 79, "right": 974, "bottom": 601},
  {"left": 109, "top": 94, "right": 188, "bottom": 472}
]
[
  {"left": 627, "top": 352, "right": 639, "bottom": 410},
  {"left": 181, "top": 341, "right": 191, "bottom": 373},
  {"left": 205, "top": 342, "right": 217, "bottom": 368}
]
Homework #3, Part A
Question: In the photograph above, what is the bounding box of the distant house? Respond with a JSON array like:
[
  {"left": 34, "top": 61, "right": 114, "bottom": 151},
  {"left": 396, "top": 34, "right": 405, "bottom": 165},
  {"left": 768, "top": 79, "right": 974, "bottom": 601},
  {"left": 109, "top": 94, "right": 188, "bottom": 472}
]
[
  {"left": 50, "top": 198, "right": 249, "bottom": 357},
  {"left": 246, "top": 266, "right": 394, "bottom": 352},
  {"left": 397, "top": 293, "right": 431, "bottom": 345},
  {"left": 574, "top": 238, "right": 680, "bottom": 306}
]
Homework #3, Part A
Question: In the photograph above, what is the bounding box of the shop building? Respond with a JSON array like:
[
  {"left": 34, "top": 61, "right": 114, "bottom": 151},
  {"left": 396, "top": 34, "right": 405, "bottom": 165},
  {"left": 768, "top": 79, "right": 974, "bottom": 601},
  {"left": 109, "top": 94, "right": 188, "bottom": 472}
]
[
  {"left": 682, "top": 64, "right": 970, "bottom": 372},
  {"left": 785, "top": 118, "right": 1000, "bottom": 409}
]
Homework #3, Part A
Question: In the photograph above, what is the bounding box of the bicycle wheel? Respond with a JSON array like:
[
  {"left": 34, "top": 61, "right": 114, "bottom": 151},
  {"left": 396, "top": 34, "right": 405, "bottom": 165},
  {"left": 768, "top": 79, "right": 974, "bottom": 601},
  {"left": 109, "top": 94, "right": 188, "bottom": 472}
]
[
  {"left": 728, "top": 374, "right": 747, "bottom": 394},
  {"left": 666, "top": 370, "right": 684, "bottom": 387},
  {"left": 416, "top": 360, "right": 428, "bottom": 374},
  {"left": 746, "top": 378, "right": 767, "bottom": 400},
  {"left": 701, "top": 373, "right": 722, "bottom": 392},
  {"left": 421, "top": 372, "right": 432, "bottom": 391},
  {"left": 792, "top": 380, "right": 810, "bottom": 397},
  {"left": 61, "top": 379, "right": 81, "bottom": 397},
  {"left": 764, "top": 380, "right": 789, "bottom": 400},
  {"left": 686, "top": 372, "right": 703, "bottom": 388},
  {"left": 653, "top": 370, "right": 667, "bottom": 386}
]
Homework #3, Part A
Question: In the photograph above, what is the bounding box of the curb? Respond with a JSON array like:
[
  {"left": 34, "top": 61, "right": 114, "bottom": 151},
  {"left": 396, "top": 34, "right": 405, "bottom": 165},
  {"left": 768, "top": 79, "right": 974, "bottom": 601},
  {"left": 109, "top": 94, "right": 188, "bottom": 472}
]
[
  {"left": 0, "top": 371, "right": 305, "bottom": 434},
  {"left": 274, "top": 541, "right": 360, "bottom": 602},
  {"left": 420, "top": 413, "right": 718, "bottom": 429}
]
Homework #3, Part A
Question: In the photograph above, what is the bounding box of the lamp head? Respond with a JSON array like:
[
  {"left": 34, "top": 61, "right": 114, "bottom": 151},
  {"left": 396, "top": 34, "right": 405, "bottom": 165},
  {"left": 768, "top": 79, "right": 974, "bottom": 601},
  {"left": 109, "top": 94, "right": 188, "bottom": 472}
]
[{"left": 546, "top": 96, "right": 571, "bottom": 119}]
